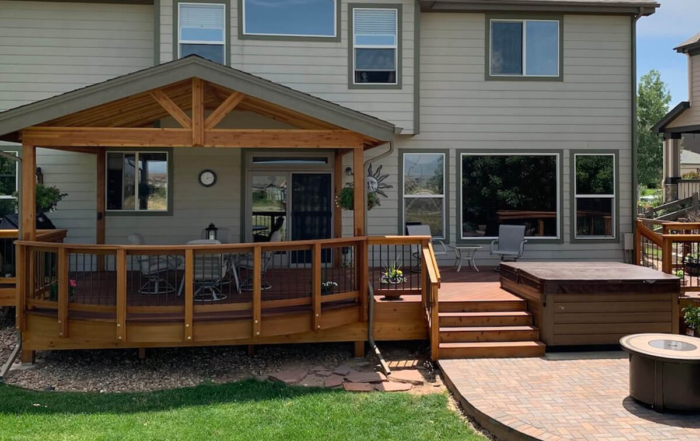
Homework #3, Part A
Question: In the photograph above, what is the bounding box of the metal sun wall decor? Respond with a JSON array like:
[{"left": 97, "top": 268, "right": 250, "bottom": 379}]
[{"left": 366, "top": 163, "right": 392, "bottom": 202}]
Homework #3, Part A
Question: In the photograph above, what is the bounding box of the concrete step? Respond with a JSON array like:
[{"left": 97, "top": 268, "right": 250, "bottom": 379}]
[
  {"left": 439, "top": 311, "right": 533, "bottom": 327},
  {"left": 439, "top": 299, "right": 527, "bottom": 313},
  {"left": 439, "top": 341, "right": 546, "bottom": 359},
  {"left": 439, "top": 325, "right": 539, "bottom": 343}
]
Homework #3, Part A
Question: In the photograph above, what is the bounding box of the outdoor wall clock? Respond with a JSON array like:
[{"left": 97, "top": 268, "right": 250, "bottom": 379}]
[{"left": 199, "top": 169, "right": 217, "bottom": 187}]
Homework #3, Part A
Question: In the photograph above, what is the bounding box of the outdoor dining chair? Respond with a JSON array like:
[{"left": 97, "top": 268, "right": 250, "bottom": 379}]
[
  {"left": 490, "top": 225, "right": 527, "bottom": 270},
  {"left": 407, "top": 224, "right": 447, "bottom": 271},
  {"left": 127, "top": 233, "right": 182, "bottom": 295},
  {"left": 187, "top": 239, "right": 229, "bottom": 302}
]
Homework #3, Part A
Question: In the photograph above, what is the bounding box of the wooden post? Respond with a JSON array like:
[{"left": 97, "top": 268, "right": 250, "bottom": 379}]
[
  {"left": 662, "top": 236, "right": 673, "bottom": 274},
  {"left": 16, "top": 243, "right": 26, "bottom": 331},
  {"left": 96, "top": 150, "right": 106, "bottom": 270},
  {"left": 352, "top": 148, "right": 365, "bottom": 237},
  {"left": 252, "top": 246, "right": 261, "bottom": 338},
  {"left": 357, "top": 240, "right": 368, "bottom": 321},
  {"left": 184, "top": 249, "right": 194, "bottom": 343},
  {"left": 353, "top": 341, "right": 365, "bottom": 358},
  {"left": 57, "top": 247, "right": 69, "bottom": 338},
  {"left": 138, "top": 348, "right": 146, "bottom": 360},
  {"left": 634, "top": 222, "right": 641, "bottom": 265},
  {"left": 430, "top": 285, "right": 439, "bottom": 361},
  {"left": 333, "top": 150, "right": 344, "bottom": 267},
  {"left": 192, "top": 78, "right": 204, "bottom": 147},
  {"left": 116, "top": 249, "right": 127, "bottom": 343},
  {"left": 21, "top": 140, "right": 36, "bottom": 241},
  {"left": 312, "top": 242, "right": 322, "bottom": 331}
]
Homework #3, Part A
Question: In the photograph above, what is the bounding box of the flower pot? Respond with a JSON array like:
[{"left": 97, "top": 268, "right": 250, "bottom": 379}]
[
  {"left": 381, "top": 291, "right": 402, "bottom": 300},
  {"left": 685, "top": 260, "right": 700, "bottom": 277}
]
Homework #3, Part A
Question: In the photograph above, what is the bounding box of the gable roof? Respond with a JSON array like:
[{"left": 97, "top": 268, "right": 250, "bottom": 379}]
[
  {"left": 421, "top": 0, "right": 658, "bottom": 14},
  {"left": 675, "top": 32, "right": 700, "bottom": 54},
  {"left": 0, "top": 55, "right": 398, "bottom": 142},
  {"left": 653, "top": 101, "right": 691, "bottom": 134}
]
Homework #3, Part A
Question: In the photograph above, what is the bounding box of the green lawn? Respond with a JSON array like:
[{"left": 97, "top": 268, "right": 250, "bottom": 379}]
[{"left": 0, "top": 380, "right": 483, "bottom": 441}]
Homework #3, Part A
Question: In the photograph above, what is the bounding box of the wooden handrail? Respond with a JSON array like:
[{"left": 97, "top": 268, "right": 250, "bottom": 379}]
[{"left": 637, "top": 221, "right": 663, "bottom": 247}]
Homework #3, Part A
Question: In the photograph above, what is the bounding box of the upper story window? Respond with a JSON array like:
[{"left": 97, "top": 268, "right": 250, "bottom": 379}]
[
  {"left": 107, "top": 152, "right": 170, "bottom": 213},
  {"left": 489, "top": 18, "right": 560, "bottom": 79},
  {"left": 242, "top": 0, "right": 337, "bottom": 39},
  {"left": 352, "top": 7, "right": 399, "bottom": 86},
  {"left": 178, "top": 3, "right": 226, "bottom": 64}
]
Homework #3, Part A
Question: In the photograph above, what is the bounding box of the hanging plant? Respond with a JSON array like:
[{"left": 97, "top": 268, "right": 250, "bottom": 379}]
[
  {"left": 335, "top": 184, "right": 379, "bottom": 211},
  {"left": 10, "top": 184, "right": 67, "bottom": 214}
]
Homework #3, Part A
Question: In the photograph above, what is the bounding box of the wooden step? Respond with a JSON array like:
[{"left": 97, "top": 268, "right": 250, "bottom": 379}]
[
  {"left": 439, "top": 311, "right": 533, "bottom": 327},
  {"left": 439, "top": 325, "right": 539, "bottom": 343},
  {"left": 439, "top": 341, "right": 546, "bottom": 359},
  {"left": 439, "top": 299, "right": 527, "bottom": 313}
]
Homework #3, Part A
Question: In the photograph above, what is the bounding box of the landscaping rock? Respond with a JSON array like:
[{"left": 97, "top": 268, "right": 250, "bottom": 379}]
[
  {"left": 315, "top": 370, "right": 333, "bottom": 377},
  {"left": 342, "top": 382, "right": 373, "bottom": 393},
  {"left": 345, "top": 371, "right": 386, "bottom": 383},
  {"left": 324, "top": 375, "right": 344, "bottom": 388},
  {"left": 333, "top": 365, "right": 353, "bottom": 376},
  {"left": 269, "top": 369, "right": 308, "bottom": 385},
  {"left": 388, "top": 369, "right": 425, "bottom": 386},
  {"left": 374, "top": 382, "right": 412, "bottom": 392},
  {"left": 299, "top": 375, "right": 325, "bottom": 388}
]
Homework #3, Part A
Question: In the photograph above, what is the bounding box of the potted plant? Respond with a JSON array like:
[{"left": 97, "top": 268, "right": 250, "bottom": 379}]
[
  {"left": 683, "top": 305, "right": 700, "bottom": 337},
  {"left": 380, "top": 260, "right": 406, "bottom": 300},
  {"left": 684, "top": 254, "right": 700, "bottom": 277},
  {"left": 335, "top": 184, "right": 379, "bottom": 211},
  {"left": 321, "top": 281, "right": 337, "bottom": 295}
]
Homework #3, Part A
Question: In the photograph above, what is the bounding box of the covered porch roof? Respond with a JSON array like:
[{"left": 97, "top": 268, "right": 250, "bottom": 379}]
[{"left": 0, "top": 55, "right": 398, "bottom": 148}]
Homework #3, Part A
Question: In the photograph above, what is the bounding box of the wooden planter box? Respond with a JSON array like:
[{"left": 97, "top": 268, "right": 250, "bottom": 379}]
[{"left": 500, "top": 262, "right": 680, "bottom": 346}]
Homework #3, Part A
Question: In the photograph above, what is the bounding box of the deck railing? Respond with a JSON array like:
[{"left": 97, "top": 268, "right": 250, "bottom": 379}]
[
  {"left": 15, "top": 235, "right": 440, "bottom": 349},
  {"left": 636, "top": 220, "right": 700, "bottom": 293}
]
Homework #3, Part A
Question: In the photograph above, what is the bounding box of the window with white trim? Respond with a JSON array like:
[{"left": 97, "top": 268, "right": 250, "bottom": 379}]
[
  {"left": 403, "top": 153, "right": 445, "bottom": 239},
  {"left": 489, "top": 19, "right": 559, "bottom": 77},
  {"left": 574, "top": 154, "right": 615, "bottom": 239},
  {"left": 178, "top": 3, "right": 226, "bottom": 64},
  {"left": 460, "top": 153, "right": 560, "bottom": 239},
  {"left": 0, "top": 151, "right": 18, "bottom": 201},
  {"left": 107, "top": 152, "right": 169, "bottom": 212},
  {"left": 352, "top": 8, "right": 398, "bottom": 85},
  {"left": 242, "top": 0, "right": 337, "bottom": 38}
]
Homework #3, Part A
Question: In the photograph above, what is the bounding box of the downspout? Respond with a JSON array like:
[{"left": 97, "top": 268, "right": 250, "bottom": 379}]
[
  {"left": 363, "top": 138, "right": 395, "bottom": 375},
  {"left": 0, "top": 149, "right": 22, "bottom": 382},
  {"left": 631, "top": 9, "right": 641, "bottom": 262}
]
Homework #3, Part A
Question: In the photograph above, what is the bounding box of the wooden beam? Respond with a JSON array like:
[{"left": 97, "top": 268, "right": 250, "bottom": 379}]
[
  {"left": 150, "top": 89, "right": 192, "bottom": 129},
  {"left": 352, "top": 148, "right": 365, "bottom": 237},
  {"left": 42, "top": 146, "right": 98, "bottom": 155},
  {"left": 57, "top": 247, "right": 69, "bottom": 338},
  {"left": 204, "top": 92, "right": 244, "bottom": 130},
  {"left": 333, "top": 150, "right": 344, "bottom": 267},
  {"left": 312, "top": 242, "right": 322, "bottom": 331},
  {"left": 22, "top": 127, "right": 367, "bottom": 149},
  {"left": 192, "top": 78, "right": 204, "bottom": 146},
  {"left": 21, "top": 140, "right": 36, "bottom": 241}
]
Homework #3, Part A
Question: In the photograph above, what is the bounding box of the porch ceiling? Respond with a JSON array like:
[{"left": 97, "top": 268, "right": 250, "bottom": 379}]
[{"left": 0, "top": 56, "right": 397, "bottom": 148}]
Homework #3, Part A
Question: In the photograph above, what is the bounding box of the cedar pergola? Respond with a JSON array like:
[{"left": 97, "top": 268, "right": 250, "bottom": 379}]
[{"left": 0, "top": 56, "right": 397, "bottom": 245}]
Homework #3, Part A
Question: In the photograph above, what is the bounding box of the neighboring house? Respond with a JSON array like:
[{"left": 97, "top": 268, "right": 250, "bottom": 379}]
[
  {"left": 0, "top": 0, "right": 659, "bottom": 264},
  {"left": 655, "top": 32, "right": 700, "bottom": 201}
]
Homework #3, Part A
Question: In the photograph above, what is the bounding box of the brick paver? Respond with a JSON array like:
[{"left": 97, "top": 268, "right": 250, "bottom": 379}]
[{"left": 440, "top": 355, "right": 700, "bottom": 441}]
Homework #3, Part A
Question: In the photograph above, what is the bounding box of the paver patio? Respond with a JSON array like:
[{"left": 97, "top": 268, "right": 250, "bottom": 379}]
[{"left": 440, "top": 353, "right": 700, "bottom": 441}]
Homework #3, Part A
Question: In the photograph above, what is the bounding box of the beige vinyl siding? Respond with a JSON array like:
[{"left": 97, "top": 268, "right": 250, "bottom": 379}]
[
  {"left": 668, "top": 54, "right": 700, "bottom": 129},
  {"left": 161, "top": 0, "right": 415, "bottom": 133},
  {"left": 358, "top": 13, "right": 633, "bottom": 264},
  {"left": 0, "top": 0, "right": 154, "bottom": 244}
]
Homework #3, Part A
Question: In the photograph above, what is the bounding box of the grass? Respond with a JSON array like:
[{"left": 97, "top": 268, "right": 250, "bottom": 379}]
[{"left": 0, "top": 380, "right": 483, "bottom": 441}]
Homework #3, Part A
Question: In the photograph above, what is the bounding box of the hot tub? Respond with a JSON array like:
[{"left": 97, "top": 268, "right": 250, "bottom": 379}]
[
  {"left": 621, "top": 333, "right": 700, "bottom": 412},
  {"left": 500, "top": 262, "right": 680, "bottom": 346}
]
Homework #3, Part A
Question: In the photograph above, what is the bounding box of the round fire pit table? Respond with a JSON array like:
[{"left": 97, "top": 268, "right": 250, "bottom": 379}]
[{"left": 620, "top": 333, "right": 700, "bottom": 412}]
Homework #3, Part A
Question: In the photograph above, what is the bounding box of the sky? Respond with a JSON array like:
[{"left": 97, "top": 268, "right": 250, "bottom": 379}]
[{"left": 637, "top": 0, "right": 700, "bottom": 106}]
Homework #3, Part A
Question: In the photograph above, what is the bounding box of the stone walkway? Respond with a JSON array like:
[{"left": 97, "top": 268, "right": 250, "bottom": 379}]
[{"left": 440, "top": 353, "right": 700, "bottom": 441}]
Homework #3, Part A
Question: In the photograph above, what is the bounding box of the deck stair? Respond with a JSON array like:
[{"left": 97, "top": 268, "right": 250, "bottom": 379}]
[{"left": 438, "top": 298, "right": 545, "bottom": 359}]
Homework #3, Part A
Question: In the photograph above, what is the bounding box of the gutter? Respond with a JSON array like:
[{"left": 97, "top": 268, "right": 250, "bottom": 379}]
[
  {"left": 631, "top": 9, "right": 641, "bottom": 257},
  {"left": 0, "top": 150, "right": 22, "bottom": 380}
]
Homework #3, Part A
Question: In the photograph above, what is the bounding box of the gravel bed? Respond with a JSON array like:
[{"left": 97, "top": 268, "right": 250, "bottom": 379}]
[{"left": 0, "top": 310, "right": 16, "bottom": 370}]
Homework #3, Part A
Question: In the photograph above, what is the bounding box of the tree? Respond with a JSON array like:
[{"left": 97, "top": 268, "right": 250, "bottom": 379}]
[{"left": 637, "top": 70, "right": 672, "bottom": 187}]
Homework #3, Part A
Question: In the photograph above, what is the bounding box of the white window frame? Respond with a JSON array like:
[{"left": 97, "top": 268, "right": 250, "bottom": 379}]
[
  {"left": 402, "top": 152, "right": 446, "bottom": 240},
  {"left": 0, "top": 151, "right": 18, "bottom": 200},
  {"left": 352, "top": 7, "right": 399, "bottom": 86},
  {"left": 106, "top": 151, "right": 170, "bottom": 213},
  {"left": 241, "top": 0, "right": 338, "bottom": 38},
  {"left": 489, "top": 19, "right": 560, "bottom": 78},
  {"left": 177, "top": 2, "right": 226, "bottom": 64},
  {"left": 574, "top": 153, "right": 616, "bottom": 240},
  {"left": 459, "top": 152, "right": 561, "bottom": 240}
]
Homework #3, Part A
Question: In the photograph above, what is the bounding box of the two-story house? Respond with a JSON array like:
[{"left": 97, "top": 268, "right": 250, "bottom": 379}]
[{"left": 0, "top": 0, "right": 657, "bottom": 263}]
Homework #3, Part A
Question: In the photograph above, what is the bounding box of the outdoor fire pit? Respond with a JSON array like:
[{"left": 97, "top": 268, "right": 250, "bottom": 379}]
[{"left": 620, "top": 333, "right": 700, "bottom": 412}]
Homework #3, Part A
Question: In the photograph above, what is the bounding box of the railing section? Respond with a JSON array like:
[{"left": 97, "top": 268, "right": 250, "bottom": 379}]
[
  {"left": 0, "top": 229, "right": 66, "bottom": 286},
  {"left": 16, "top": 237, "right": 366, "bottom": 341}
]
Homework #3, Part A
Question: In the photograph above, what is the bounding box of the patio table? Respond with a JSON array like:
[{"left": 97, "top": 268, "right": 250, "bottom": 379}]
[{"left": 449, "top": 245, "right": 481, "bottom": 272}]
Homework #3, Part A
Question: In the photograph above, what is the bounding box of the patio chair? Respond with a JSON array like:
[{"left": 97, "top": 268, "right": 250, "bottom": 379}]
[
  {"left": 127, "top": 233, "right": 181, "bottom": 295},
  {"left": 238, "top": 230, "right": 282, "bottom": 290},
  {"left": 188, "top": 239, "right": 229, "bottom": 302},
  {"left": 490, "top": 225, "right": 527, "bottom": 270},
  {"left": 407, "top": 225, "right": 447, "bottom": 271}
]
